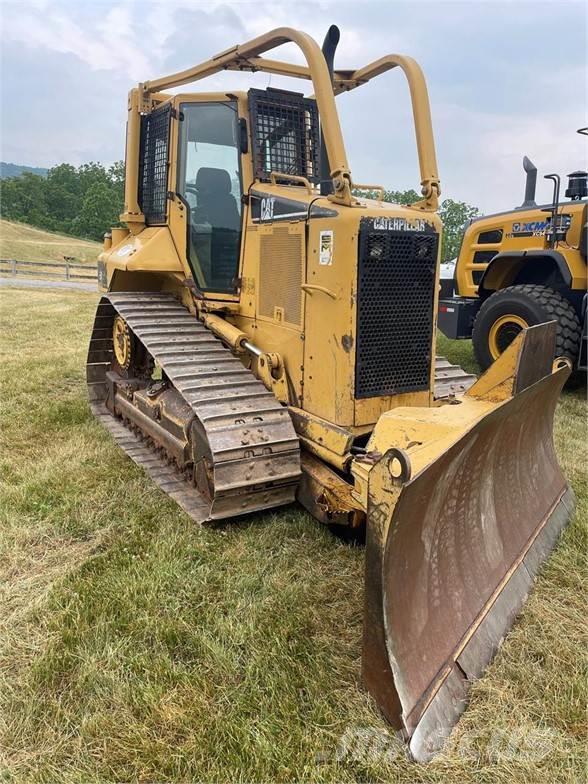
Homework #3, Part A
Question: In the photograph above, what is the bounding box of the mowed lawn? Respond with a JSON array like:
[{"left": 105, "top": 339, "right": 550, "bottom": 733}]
[
  {"left": 0, "top": 287, "right": 585, "bottom": 783},
  {"left": 0, "top": 219, "right": 101, "bottom": 264}
]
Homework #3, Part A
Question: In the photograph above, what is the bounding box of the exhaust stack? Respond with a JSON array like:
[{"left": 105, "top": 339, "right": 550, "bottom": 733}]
[
  {"left": 520, "top": 155, "right": 538, "bottom": 207},
  {"left": 320, "top": 25, "right": 340, "bottom": 196}
]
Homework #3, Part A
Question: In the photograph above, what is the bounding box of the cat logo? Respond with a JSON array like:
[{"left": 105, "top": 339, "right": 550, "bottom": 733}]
[
  {"left": 260, "top": 197, "right": 275, "bottom": 221},
  {"left": 372, "top": 216, "right": 428, "bottom": 232}
]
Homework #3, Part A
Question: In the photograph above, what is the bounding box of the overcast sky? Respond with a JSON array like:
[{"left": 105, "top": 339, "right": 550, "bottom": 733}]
[{"left": 1, "top": 0, "right": 586, "bottom": 212}]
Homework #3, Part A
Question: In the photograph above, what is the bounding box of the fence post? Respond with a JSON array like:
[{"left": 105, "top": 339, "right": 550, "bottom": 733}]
[
  {"left": 65, "top": 262, "right": 70, "bottom": 280},
  {"left": 12, "top": 259, "right": 17, "bottom": 276}
]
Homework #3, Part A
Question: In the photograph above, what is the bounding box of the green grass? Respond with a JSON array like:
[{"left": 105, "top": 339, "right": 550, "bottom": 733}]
[
  {"left": 0, "top": 288, "right": 586, "bottom": 783},
  {"left": 0, "top": 219, "right": 101, "bottom": 263}
]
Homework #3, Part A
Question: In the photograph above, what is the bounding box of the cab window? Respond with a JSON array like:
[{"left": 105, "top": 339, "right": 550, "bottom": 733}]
[{"left": 177, "top": 102, "right": 242, "bottom": 293}]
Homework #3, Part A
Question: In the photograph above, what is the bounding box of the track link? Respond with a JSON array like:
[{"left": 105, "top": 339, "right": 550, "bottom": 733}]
[
  {"left": 434, "top": 356, "right": 477, "bottom": 398},
  {"left": 87, "top": 292, "right": 301, "bottom": 522}
]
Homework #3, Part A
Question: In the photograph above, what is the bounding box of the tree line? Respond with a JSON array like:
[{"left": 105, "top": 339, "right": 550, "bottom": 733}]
[
  {"left": 0, "top": 164, "right": 479, "bottom": 259},
  {"left": 0, "top": 162, "right": 125, "bottom": 242}
]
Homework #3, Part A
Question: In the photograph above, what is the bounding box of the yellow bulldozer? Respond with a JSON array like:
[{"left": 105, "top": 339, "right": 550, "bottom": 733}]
[{"left": 87, "top": 26, "right": 574, "bottom": 760}]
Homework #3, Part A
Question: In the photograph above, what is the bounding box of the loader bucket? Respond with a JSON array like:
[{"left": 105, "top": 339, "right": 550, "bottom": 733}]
[{"left": 361, "top": 322, "right": 574, "bottom": 761}]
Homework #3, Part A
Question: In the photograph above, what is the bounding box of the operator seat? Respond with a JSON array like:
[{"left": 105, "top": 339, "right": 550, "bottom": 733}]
[
  {"left": 191, "top": 167, "right": 241, "bottom": 290},
  {"left": 194, "top": 167, "right": 240, "bottom": 230}
]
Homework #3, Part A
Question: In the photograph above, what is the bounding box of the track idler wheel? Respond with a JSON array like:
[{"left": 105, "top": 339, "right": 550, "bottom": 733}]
[{"left": 111, "top": 315, "right": 152, "bottom": 378}]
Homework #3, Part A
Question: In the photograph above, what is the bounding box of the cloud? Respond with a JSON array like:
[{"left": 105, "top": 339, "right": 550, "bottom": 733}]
[
  {"left": 3, "top": 0, "right": 152, "bottom": 80},
  {"left": 0, "top": 0, "right": 586, "bottom": 212}
]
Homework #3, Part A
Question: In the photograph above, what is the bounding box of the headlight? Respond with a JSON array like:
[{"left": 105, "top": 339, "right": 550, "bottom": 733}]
[{"left": 369, "top": 239, "right": 385, "bottom": 259}]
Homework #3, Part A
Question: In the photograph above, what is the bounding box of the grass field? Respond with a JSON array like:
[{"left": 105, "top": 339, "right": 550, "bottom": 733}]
[
  {"left": 0, "top": 287, "right": 585, "bottom": 783},
  {"left": 0, "top": 219, "right": 101, "bottom": 264}
]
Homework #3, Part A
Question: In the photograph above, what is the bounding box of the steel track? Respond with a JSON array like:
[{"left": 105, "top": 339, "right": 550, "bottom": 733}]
[
  {"left": 433, "top": 356, "right": 477, "bottom": 397},
  {"left": 86, "top": 293, "right": 474, "bottom": 522},
  {"left": 86, "top": 292, "right": 301, "bottom": 522}
]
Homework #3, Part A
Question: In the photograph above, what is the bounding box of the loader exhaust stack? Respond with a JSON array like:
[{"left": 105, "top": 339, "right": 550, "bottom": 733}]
[{"left": 520, "top": 155, "right": 538, "bottom": 207}]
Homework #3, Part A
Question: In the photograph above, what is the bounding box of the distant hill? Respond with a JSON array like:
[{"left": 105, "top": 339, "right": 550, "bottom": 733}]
[
  {"left": 0, "top": 219, "right": 101, "bottom": 263},
  {"left": 0, "top": 162, "right": 49, "bottom": 179}
]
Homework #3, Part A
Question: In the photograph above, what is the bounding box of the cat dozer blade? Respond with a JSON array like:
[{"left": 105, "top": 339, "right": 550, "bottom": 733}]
[{"left": 361, "top": 322, "right": 574, "bottom": 762}]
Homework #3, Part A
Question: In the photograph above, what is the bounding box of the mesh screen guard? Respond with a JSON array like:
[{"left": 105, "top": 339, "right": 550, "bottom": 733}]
[
  {"left": 138, "top": 104, "right": 171, "bottom": 224},
  {"left": 248, "top": 89, "right": 320, "bottom": 183},
  {"left": 355, "top": 221, "right": 438, "bottom": 398}
]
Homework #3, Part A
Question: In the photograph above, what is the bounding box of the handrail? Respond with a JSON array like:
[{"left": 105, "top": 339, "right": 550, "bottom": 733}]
[
  {"left": 353, "top": 184, "right": 386, "bottom": 201},
  {"left": 301, "top": 284, "right": 337, "bottom": 299},
  {"left": 269, "top": 172, "right": 313, "bottom": 193}
]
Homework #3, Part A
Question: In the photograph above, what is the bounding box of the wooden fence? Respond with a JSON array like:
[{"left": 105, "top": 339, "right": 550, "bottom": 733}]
[{"left": 0, "top": 258, "right": 98, "bottom": 281}]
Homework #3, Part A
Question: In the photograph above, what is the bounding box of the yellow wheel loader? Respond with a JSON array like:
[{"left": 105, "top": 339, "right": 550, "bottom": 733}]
[
  {"left": 438, "top": 153, "right": 588, "bottom": 372},
  {"left": 87, "top": 26, "right": 574, "bottom": 761}
]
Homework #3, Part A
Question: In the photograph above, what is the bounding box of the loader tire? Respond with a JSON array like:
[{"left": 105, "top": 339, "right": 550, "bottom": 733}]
[{"left": 472, "top": 284, "right": 582, "bottom": 371}]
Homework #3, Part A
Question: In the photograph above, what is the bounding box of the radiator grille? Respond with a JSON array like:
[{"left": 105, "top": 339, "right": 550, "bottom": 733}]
[
  {"left": 248, "top": 89, "right": 320, "bottom": 184},
  {"left": 138, "top": 104, "right": 171, "bottom": 224},
  {"left": 259, "top": 227, "right": 303, "bottom": 325},
  {"left": 355, "top": 223, "right": 438, "bottom": 398}
]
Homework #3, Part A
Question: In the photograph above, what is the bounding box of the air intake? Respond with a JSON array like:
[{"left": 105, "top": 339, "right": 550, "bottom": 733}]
[{"left": 565, "top": 170, "right": 588, "bottom": 201}]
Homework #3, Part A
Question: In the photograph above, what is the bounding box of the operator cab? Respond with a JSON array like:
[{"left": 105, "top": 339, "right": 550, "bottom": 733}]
[{"left": 138, "top": 88, "right": 321, "bottom": 296}]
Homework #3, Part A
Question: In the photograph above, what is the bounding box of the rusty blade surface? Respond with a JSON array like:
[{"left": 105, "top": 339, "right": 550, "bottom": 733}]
[{"left": 363, "top": 363, "right": 573, "bottom": 761}]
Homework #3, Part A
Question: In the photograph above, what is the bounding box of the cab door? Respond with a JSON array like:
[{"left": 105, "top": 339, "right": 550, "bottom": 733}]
[{"left": 174, "top": 100, "right": 245, "bottom": 296}]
